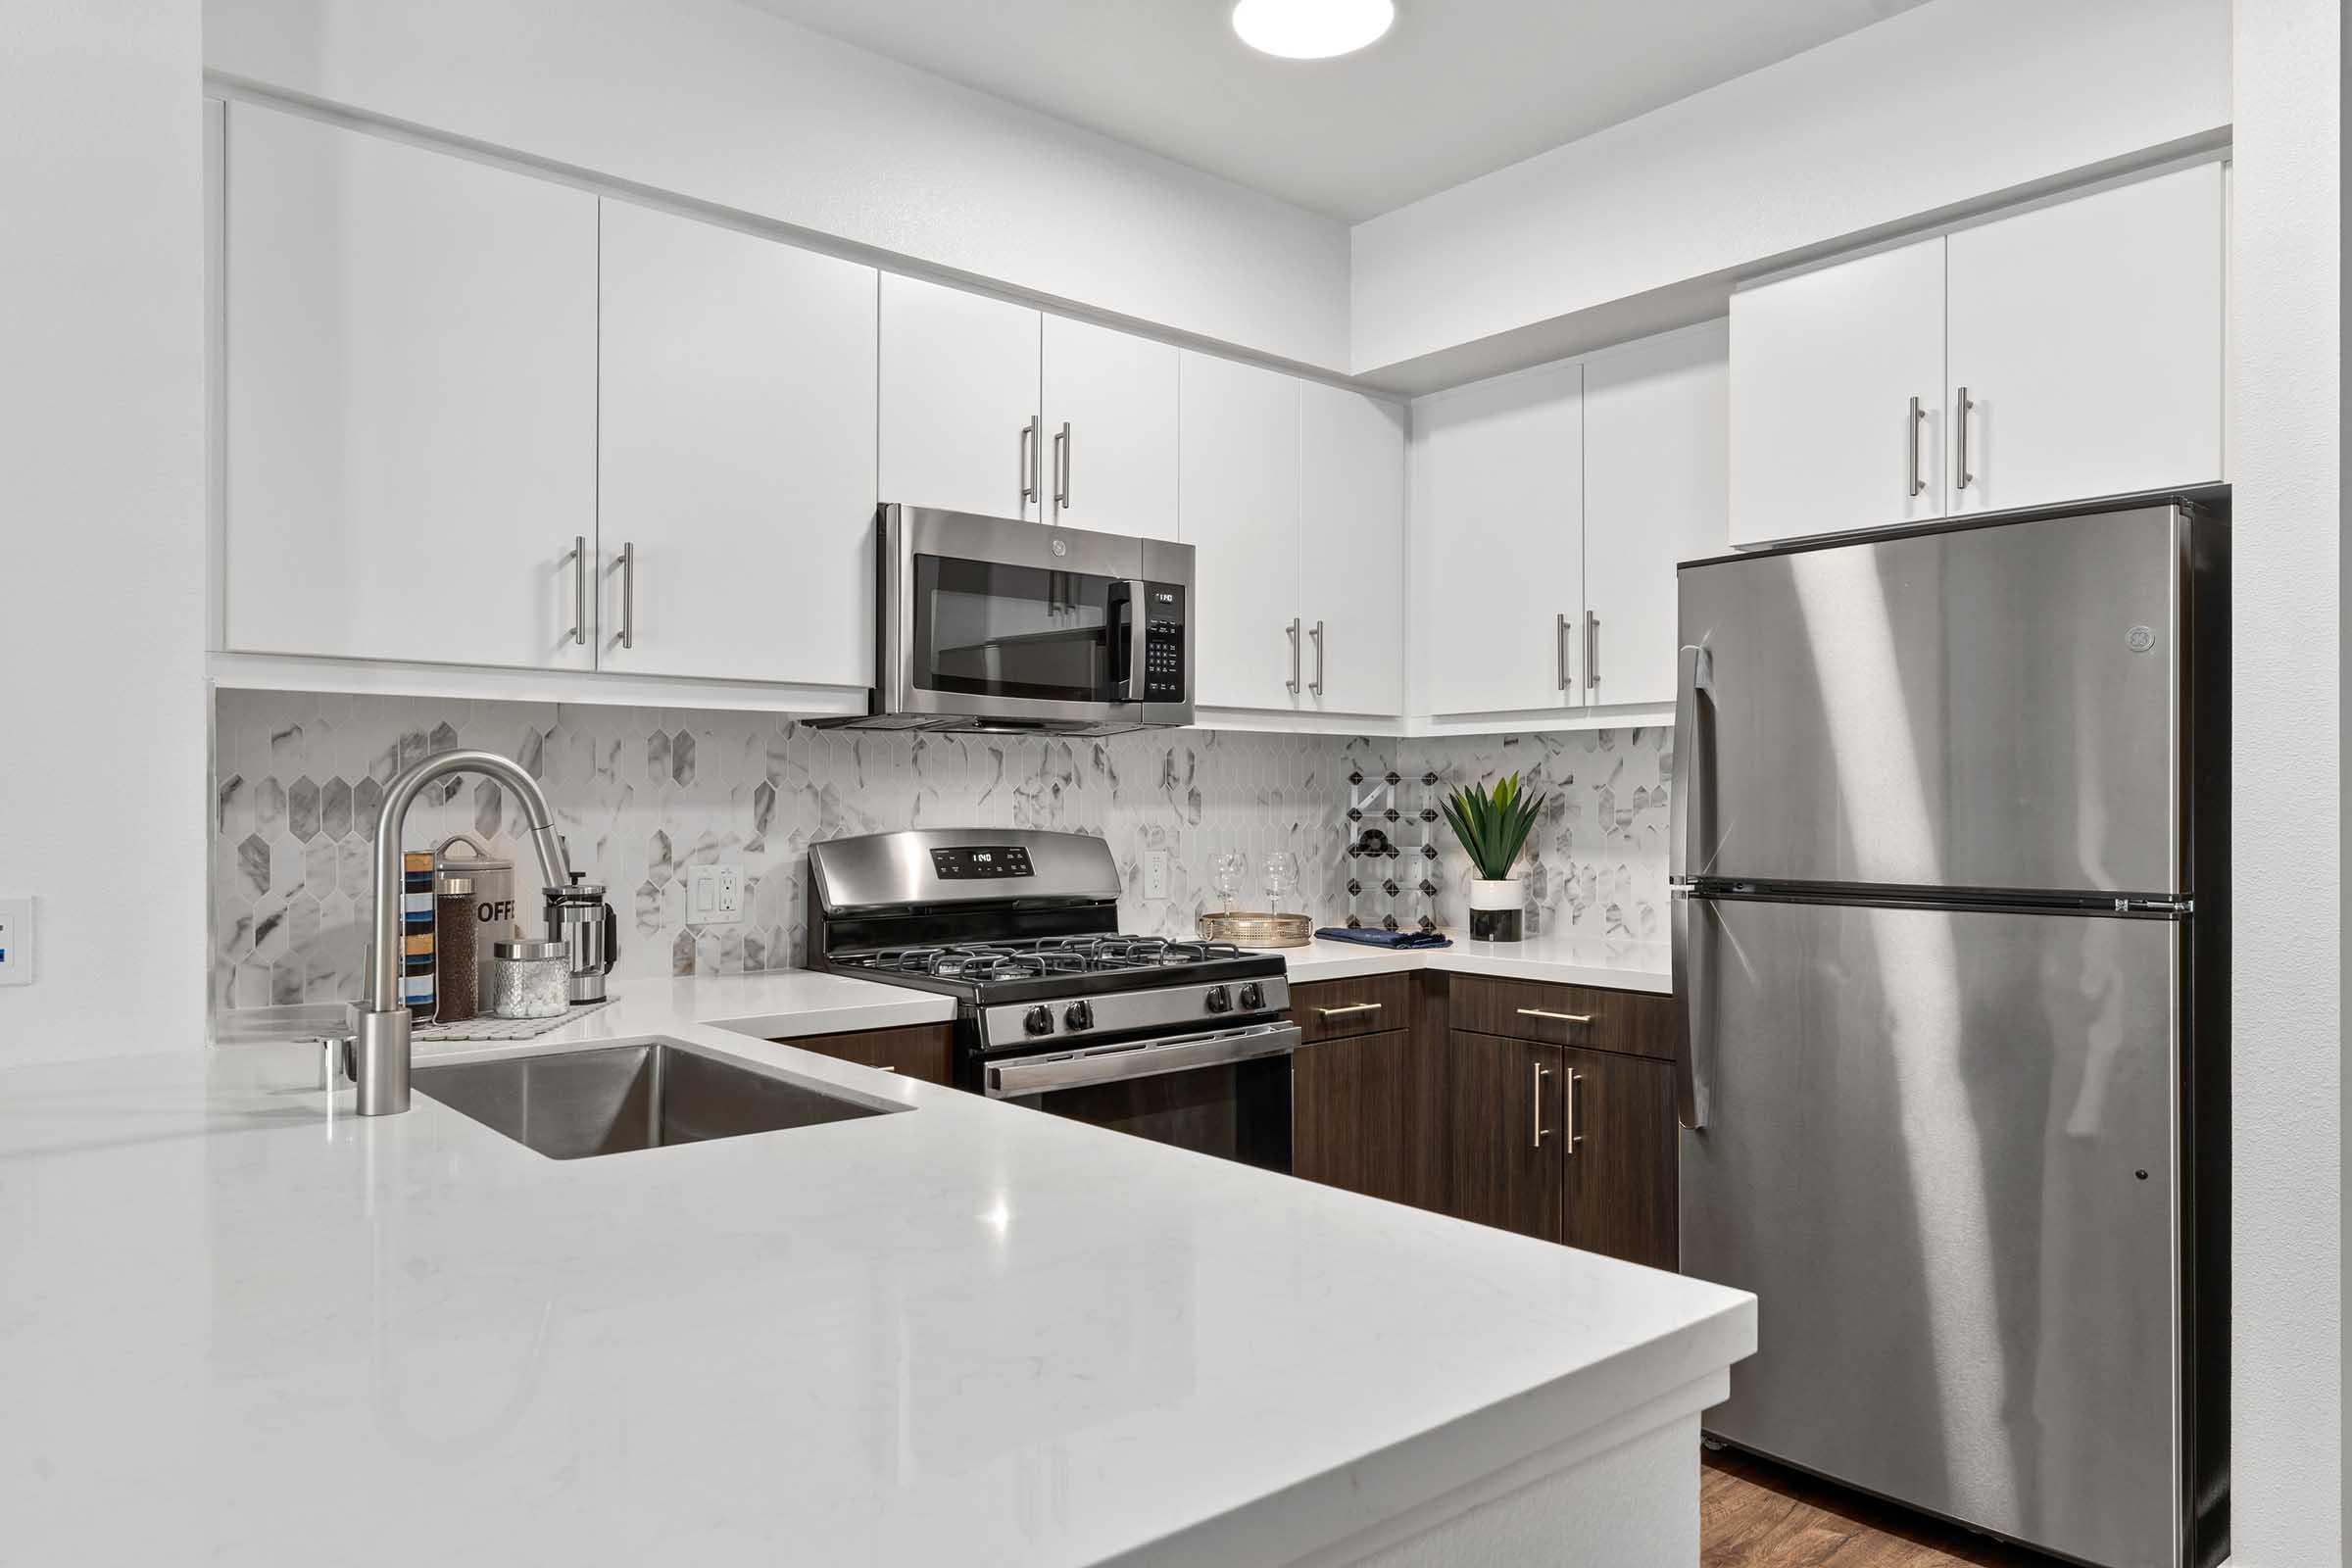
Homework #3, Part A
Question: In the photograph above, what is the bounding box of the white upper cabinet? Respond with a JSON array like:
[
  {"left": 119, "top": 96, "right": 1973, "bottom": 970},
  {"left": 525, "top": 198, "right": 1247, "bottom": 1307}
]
[
  {"left": 1583, "top": 320, "right": 1730, "bottom": 710},
  {"left": 1730, "top": 234, "right": 1946, "bottom": 547},
  {"left": 223, "top": 104, "right": 598, "bottom": 669},
  {"left": 1945, "top": 163, "right": 2225, "bottom": 516},
  {"left": 880, "top": 274, "right": 1042, "bottom": 519},
  {"left": 598, "top": 201, "right": 879, "bottom": 688},
  {"left": 1041, "top": 316, "right": 1179, "bottom": 541},
  {"left": 1180, "top": 352, "right": 1302, "bottom": 710},
  {"left": 1298, "top": 384, "right": 1406, "bottom": 717},
  {"left": 1413, "top": 362, "right": 1585, "bottom": 719}
]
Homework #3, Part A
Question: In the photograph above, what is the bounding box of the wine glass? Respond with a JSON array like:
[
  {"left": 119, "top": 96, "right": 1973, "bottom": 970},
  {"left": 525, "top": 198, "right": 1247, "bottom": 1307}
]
[
  {"left": 1211, "top": 851, "right": 1249, "bottom": 911},
  {"left": 1261, "top": 851, "right": 1301, "bottom": 913}
]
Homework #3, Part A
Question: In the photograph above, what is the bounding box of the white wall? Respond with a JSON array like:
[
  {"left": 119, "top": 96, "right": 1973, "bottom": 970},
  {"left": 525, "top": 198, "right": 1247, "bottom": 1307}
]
[
  {"left": 202, "top": 0, "right": 1353, "bottom": 372},
  {"left": 1350, "top": 0, "right": 2230, "bottom": 382},
  {"left": 2229, "top": 2, "right": 2342, "bottom": 1560},
  {"left": 0, "top": 0, "right": 208, "bottom": 1060}
]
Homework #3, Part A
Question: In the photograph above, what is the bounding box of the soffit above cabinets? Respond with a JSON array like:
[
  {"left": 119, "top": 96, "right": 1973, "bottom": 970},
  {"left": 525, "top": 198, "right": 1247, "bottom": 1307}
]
[{"left": 741, "top": 0, "right": 1928, "bottom": 222}]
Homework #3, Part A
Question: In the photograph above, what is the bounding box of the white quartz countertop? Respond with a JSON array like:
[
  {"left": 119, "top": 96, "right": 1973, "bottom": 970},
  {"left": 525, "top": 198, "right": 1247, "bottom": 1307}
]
[
  {"left": 6, "top": 974, "right": 1745, "bottom": 1567},
  {"left": 1272, "top": 932, "right": 1671, "bottom": 992}
]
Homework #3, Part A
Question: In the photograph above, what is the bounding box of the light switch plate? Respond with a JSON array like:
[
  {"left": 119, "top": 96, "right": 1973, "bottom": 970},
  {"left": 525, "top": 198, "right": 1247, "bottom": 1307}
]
[
  {"left": 0, "top": 895, "right": 33, "bottom": 985},
  {"left": 687, "top": 865, "right": 744, "bottom": 925},
  {"left": 1143, "top": 851, "right": 1170, "bottom": 901}
]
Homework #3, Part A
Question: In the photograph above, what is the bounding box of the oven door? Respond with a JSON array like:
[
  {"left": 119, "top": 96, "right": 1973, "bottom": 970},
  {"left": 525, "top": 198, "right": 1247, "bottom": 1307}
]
[
  {"left": 983, "top": 1021, "right": 1297, "bottom": 1172},
  {"left": 883, "top": 506, "right": 1193, "bottom": 729}
]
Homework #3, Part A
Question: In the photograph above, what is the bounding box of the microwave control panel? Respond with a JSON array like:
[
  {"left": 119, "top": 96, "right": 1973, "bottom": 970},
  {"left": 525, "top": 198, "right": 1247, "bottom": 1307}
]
[{"left": 1142, "top": 582, "right": 1187, "bottom": 703}]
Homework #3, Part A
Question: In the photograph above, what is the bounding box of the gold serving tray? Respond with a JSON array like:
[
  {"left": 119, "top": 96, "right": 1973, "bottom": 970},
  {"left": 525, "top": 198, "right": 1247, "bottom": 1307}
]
[{"left": 1198, "top": 910, "right": 1314, "bottom": 949}]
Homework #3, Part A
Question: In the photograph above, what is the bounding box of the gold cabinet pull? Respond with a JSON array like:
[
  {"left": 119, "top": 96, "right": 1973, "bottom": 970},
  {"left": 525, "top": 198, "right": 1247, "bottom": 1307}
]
[
  {"left": 1315, "top": 1002, "right": 1384, "bottom": 1018},
  {"left": 1516, "top": 1006, "right": 1592, "bottom": 1024}
]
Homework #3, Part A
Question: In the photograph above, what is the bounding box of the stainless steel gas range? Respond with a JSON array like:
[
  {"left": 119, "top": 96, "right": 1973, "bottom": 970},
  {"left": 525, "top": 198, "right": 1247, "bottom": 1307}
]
[{"left": 806, "top": 828, "right": 1298, "bottom": 1169}]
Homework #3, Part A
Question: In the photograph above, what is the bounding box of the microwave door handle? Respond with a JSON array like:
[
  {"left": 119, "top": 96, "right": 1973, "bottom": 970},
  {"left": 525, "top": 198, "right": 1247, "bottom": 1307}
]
[{"left": 1114, "top": 578, "right": 1148, "bottom": 703}]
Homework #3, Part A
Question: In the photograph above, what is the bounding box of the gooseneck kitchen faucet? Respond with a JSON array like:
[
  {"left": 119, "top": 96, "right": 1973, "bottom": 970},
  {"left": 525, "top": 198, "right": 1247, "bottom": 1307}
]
[{"left": 351, "top": 749, "right": 570, "bottom": 1115}]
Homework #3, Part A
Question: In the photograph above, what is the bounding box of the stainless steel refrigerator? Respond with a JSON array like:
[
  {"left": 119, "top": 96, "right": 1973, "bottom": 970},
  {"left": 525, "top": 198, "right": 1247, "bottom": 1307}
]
[{"left": 1673, "top": 500, "right": 2228, "bottom": 1568}]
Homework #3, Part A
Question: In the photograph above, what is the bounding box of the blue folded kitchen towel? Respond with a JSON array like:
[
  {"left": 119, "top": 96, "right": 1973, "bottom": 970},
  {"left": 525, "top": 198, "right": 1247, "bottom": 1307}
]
[{"left": 1313, "top": 927, "right": 1452, "bottom": 950}]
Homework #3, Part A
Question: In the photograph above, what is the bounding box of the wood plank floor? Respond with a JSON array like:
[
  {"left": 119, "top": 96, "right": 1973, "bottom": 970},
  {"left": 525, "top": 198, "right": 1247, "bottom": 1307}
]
[{"left": 1701, "top": 1446, "right": 2064, "bottom": 1567}]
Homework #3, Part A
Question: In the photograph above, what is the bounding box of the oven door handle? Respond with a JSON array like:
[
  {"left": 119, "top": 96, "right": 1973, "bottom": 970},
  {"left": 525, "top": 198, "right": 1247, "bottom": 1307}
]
[{"left": 985, "top": 1023, "right": 1300, "bottom": 1097}]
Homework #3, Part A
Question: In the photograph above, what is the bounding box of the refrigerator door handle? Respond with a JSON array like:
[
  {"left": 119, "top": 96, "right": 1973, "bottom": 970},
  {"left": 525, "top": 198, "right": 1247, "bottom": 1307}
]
[
  {"left": 1672, "top": 887, "right": 1708, "bottom": 1130},
  {"left": 1670, "top": 643, "right": 1712, "bottom": 882}
]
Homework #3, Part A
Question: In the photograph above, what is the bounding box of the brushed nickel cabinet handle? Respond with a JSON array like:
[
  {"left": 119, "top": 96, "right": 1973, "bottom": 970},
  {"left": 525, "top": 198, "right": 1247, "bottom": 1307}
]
[
  {"left": 1308, "top": 619, "right": 1326, "bottom": 698},
  {"left": 1568, "top": 1069, "right": 1585, "bottom": 1155},
  {"left": 1054, "top": 420, "right": 1071, "bottom": 511},
  {"left": 1585, "top": 611, "right": 1600, "bottom": 691},
  {"left": 1955, "top": 386, "right": 1974, "bottom": 490},
  {"left": 1532, "top": 1061, "right": 1551, "bottom": 1148},
  {"left": 1314, "top": 1002, "right": 1383, "bottom": 1018},
  {"left": 566, "top": 535, "right": 587, "bottom": 646},
  {"left": 617, "top": 541, "right": 636, "bottom": 651},
  {"left": 1556, "top": 612, "right": 1572, "bottom": 690},
  {"left": 1019, "top": 416, "right": 1040, "bottom": 506},
  {"left": 1516, "top": 1006, "right": 1593, "bottom": 1024},
  {"left": 1908, "top": 395, "right": 1927, "bottom": 497},
  {"left": 1286, "top": 616, "right": 1302, "bottom": 695}
]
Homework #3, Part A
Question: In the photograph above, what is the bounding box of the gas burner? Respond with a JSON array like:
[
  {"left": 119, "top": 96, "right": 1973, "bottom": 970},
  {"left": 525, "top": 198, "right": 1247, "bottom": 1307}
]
[
  {"left": 851, "top": 935, "right": 1256, "bottom": 980},
  {"left": 1030, "top": 935, "right": 1250, "bottom": 969}
]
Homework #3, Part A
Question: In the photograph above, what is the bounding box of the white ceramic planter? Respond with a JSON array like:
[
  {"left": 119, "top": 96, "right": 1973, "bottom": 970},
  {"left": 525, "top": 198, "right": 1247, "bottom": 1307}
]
[{"left": 1467, "top": 877, "right": 1527, "bottom": 942}]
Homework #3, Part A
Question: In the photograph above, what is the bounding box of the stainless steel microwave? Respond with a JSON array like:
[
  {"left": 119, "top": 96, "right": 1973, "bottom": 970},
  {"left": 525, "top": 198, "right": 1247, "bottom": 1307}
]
[{"left": 812, "top": 506, "right": 1195, "bottom": 734}]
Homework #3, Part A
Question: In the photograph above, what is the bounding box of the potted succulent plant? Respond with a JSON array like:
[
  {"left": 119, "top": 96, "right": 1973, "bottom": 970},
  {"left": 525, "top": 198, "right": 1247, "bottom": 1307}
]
[{"left": 1440, "top": 773, "right": 1545, "bottom": 942}]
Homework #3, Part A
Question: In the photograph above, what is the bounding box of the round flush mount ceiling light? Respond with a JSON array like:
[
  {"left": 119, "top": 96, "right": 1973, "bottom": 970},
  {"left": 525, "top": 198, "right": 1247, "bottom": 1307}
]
[{"left": 1231, "top": 0, "right": 1396, "bottom": 60}]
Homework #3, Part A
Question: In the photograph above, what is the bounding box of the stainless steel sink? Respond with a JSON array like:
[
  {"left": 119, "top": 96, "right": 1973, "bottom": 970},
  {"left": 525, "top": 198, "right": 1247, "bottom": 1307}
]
[{"left": 412, "top": 1042, "right": 900, "bottom": 1159}]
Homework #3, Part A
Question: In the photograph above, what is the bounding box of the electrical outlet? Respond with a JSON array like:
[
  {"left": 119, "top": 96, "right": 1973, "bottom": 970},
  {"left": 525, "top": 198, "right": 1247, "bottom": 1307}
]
[
  {"left": 1143, "top": 851, "right": 1170, "bottom": 900},
  {"left": 0, "top": 895, "right": 32, "bottom": 986},
  {"left": 687, "top": 865, "right": 744, "bottom": 924}
]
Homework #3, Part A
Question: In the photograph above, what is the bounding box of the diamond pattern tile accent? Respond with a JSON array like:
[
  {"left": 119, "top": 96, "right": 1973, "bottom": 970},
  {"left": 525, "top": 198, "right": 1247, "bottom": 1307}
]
[
  {"left": 303, "top": 838, "right": 337, "bottom": 900},
  {"left": 320, "top": 776, "right": 353, "bottom": 841},
  {"left": 353, "top": 776, "right": 384, "bottom": 842},
  {"left": 210, "top": 689, "right": 1671, "bottom": 1007},
  {"left": 288, "top": 776, "right": 320, "bottom": 842},
  {"left": 234, "top": 833, "right": 270, "bottom": 897},
  {"left": 473, "top": 779, "right": 504, "bottom": 841}
]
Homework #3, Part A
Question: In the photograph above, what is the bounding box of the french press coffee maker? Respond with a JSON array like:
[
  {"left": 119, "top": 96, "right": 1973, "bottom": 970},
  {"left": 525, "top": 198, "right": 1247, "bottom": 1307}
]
[{"left": 545, "top": 871, "right": 619, "bottom": 1004}]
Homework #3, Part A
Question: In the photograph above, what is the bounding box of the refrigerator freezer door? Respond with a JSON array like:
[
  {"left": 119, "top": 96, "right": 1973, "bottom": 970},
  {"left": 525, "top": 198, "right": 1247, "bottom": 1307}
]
[
  {"left": 1678, "top": 504, "right": 2184, "bottom": 896},
  {"left": 1680, "top": 895, "right": 2179, "bottom": 1568}
]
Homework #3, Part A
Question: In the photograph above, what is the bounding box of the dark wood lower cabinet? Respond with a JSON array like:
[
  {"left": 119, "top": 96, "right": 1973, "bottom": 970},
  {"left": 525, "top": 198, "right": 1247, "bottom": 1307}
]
[
  {"left": 1446, "top": 1029, "right": 1566, "bottom": 1243},
  {"left": 774, "top": 1022, "right": 955, "bottom": 1084},
  {"left": 1294, "top": 1025, "right": 1446, "bottom": 1210},
  {"left": 1444, "top": 1029, "right": 1677, "bottom": 1264},
  {"left": 1290, "top": 974, "right": 1679, "bottom": 1267},
  {"left": 1557, "top": 1044, "right": 1678, "bottom": 1269}
]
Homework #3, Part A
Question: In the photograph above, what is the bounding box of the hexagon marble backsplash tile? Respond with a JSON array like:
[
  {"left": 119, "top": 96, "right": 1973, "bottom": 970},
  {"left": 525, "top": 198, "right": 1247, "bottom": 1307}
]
[{"left": 209, "top": 689, "right": 1671, "bottom": 1012}]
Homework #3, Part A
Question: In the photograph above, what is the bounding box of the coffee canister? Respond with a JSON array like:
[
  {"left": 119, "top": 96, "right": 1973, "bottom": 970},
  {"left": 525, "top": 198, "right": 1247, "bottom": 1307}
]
[
  {"left": 435, "top": 833, "right": 520, "bottom": 1004},
  {"left": 433, "top": 875, "right": 478, "bottom": 1023}
]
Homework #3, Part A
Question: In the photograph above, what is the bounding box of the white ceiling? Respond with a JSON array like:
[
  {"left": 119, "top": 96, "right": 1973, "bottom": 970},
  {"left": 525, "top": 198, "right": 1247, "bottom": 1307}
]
[{"left": 746, "top": 0, "right": 1928, "bottom": 222}]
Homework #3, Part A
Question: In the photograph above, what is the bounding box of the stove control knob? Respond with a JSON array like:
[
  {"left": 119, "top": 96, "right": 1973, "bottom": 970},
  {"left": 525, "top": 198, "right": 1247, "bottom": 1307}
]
[
  {"left": 1023, "top": 1004, "right": 1055, "bottom": 1037},
  {"left": 1238, "top": 982, "right": 1264, "bottom": 1011},
  {"left": 1203, "top": 985, "right": 1232, "bottom": 1014},
  {"left": 1062, "top": 1001, "right": 1095, "bottom": 1031}
]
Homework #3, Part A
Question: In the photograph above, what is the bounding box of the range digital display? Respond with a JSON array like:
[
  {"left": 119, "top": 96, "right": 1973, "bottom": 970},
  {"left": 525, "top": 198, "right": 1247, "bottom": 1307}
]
[{"left": 929, "top": 846, "right": 1036, "bottom": 880}]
